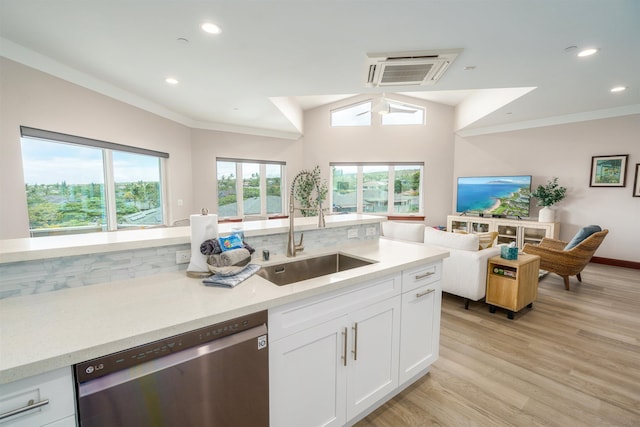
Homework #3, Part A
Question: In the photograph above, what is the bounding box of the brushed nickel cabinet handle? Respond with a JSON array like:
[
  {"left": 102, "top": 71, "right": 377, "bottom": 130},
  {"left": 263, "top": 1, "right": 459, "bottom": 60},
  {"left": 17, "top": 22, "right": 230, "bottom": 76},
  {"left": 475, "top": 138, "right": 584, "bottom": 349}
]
[
  {"left": 0, "top": 398, "right": 50, "bottom": 420},
  {"left": 352, "top": 323, "right": 359, "bottom": 361},
  {"left": 416, "top": 288, "right": 435, "bottom": 298},
  {"left": 342, "top": 327, "right": 348, "bottom": 367},
  {"left": 415, "top": 271, "right": 435, "bottom": 280}
]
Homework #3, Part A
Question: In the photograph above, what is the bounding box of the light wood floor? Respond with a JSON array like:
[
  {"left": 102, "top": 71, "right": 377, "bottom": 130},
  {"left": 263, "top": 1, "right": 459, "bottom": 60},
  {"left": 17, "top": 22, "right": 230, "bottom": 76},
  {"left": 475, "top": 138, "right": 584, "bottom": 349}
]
[{"left": 356, "top": 263, "right": 640, "bottom": 426}]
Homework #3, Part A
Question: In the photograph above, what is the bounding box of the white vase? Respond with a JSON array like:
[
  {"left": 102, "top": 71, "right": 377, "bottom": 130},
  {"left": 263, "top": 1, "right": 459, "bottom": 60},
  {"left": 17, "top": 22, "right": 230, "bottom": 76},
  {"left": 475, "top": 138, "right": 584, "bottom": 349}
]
[{"left": 538, "top": 206, "right": 555, "bottom": 222}]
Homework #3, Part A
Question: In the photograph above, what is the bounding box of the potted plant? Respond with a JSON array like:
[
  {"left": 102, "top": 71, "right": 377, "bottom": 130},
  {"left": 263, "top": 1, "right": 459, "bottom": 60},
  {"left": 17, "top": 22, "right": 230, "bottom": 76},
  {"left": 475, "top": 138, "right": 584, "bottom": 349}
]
[
  {"left": 531, "top": 177, "right": 567, "bottom": 222},
  {"left": 294, "top": 165, "right": 328, "bottom": 217}
]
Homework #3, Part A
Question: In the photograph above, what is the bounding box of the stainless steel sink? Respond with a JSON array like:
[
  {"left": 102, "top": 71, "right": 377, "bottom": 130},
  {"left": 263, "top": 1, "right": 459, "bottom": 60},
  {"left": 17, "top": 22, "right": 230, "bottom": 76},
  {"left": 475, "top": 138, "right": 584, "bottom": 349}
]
[{"left": 256, "top": 253, "right": 374, "bottom": 286}]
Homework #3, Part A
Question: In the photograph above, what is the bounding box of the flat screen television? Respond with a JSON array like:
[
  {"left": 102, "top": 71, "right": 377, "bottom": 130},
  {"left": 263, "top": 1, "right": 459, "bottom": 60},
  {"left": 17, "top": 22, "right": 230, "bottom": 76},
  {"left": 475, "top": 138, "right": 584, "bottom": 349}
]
[{"left": 456, "top": 175, "right": 532, "bottom": 218}]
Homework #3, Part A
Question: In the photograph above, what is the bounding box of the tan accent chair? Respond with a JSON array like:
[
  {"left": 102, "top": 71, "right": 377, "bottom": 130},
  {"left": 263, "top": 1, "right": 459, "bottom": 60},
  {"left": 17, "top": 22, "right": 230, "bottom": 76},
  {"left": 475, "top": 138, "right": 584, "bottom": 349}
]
[{"left": 522, "top": 229, "right": 608, "bottom": 290}]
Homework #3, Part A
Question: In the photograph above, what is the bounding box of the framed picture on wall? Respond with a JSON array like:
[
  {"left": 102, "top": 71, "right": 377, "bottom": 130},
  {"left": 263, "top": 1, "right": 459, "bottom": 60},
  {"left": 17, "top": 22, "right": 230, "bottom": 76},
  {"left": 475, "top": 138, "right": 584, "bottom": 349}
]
[
  {"left": 589, "top": 154, "right": 628, "bottom": 187},
  {"left": 633, "top": 164, "right": 640, "bottom": 197}
]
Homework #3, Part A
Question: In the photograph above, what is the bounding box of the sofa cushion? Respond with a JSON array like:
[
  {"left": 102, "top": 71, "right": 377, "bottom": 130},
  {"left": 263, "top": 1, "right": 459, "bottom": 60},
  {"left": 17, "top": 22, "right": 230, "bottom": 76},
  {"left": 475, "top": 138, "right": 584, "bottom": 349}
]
[
  {"left": 564, "top": 225, "right": 602, "bottom": 250},
  {"left": 424, "top": 227, "right": 479, "bottom": 251},
  {"left": 381, "top": 221, "right": 425, "bottom": 243}
]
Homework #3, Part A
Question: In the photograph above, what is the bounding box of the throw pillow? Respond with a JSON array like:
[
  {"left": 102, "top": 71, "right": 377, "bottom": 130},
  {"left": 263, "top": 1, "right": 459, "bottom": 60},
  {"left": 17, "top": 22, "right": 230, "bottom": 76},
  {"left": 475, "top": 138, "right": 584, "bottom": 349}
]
[
  {"left": 564, "top": 225, "right": 602, "bottom": 250},
  {"left": 477, "top": 231, "right": 498, "bottom": 250}
]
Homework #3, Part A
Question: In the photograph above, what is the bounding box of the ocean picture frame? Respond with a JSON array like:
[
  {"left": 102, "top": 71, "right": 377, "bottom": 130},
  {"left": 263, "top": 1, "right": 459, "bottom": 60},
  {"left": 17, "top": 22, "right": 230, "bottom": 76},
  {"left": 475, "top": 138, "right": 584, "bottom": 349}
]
[
  {"left": 590, "top": 154, "right": 628, "bottom": 187},
  {"left": 633, "top": 164, "right": 640, "bottom": 197}
]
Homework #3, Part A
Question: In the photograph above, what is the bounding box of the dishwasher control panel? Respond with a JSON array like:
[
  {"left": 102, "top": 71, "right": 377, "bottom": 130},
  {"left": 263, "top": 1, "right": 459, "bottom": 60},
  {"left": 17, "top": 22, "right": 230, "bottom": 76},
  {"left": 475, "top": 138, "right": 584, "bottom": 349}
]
[{"left": 75, "top": 310, "right": 267, "bottom": 383}]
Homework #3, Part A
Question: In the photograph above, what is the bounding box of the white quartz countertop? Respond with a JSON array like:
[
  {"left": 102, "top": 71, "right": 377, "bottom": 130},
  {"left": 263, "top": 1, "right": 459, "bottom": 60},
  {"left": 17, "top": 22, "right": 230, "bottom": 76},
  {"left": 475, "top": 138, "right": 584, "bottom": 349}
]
[
  {"left": 0, "top": 238, "right": 448, "bottom": 384},
  {"left": 0, "top": 214, "right": 383, "bottom": 264}
]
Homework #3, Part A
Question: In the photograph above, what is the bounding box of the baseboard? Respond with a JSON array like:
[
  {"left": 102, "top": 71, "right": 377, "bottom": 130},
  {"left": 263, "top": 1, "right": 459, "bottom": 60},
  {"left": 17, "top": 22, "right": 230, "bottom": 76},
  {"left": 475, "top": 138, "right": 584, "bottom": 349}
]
[{"left": 591, "top": 256, "right": 640, "bottom": 270}]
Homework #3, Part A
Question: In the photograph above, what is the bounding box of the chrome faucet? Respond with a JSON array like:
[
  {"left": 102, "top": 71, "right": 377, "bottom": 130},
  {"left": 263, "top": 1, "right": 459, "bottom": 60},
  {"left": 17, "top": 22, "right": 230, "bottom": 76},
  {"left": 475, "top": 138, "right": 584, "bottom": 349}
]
[{"left": 287, "top": 170, "right": 326, "bottom": 257}]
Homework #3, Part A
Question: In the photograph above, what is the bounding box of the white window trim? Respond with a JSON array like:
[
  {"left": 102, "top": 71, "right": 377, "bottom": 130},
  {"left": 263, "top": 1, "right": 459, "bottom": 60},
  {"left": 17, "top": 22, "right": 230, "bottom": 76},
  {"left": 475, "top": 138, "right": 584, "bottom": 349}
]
[
  {"left": 216, "top": 158, "right": 286, "bottom": 218},
  {"left": 20, "top": 127, "right": 168, "bottom": 235},
  {"left": 330, "top": 162, "right": 424, "bottom": 215}
]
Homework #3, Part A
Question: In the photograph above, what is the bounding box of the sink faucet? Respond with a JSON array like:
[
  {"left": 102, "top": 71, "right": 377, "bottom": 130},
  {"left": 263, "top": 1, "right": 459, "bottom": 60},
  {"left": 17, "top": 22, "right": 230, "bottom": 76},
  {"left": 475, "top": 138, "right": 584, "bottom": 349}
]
[{"left": 287, "top": 170, "right": 326, "bottom": 257}]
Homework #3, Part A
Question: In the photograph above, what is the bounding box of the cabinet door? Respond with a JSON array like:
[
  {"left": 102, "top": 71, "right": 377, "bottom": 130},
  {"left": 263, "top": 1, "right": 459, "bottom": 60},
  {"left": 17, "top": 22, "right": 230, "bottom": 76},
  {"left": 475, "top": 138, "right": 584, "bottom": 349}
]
[
  {"left": 470, "top": 220, "right": 491, "bottom": 233},
  {"left": 521, "top": 224, "right": 549, "bottom": 246},
  {"left": 496, "top": 223, "right": 518, "bottom": 246},
  {"left": 269, "top": 316, "right": 347, "bottom": 427},
  {"left": 449, "top": 219, "right": 469, "bottom": 233},
  {"left": 399, "top": 282, "right": 442, "bottom": 385},
  {"left": 346, "top": 296, "right": 400, "bottom": 420},
  {"left": 0, "top": 367, "right": 75, "bottom": 427}
]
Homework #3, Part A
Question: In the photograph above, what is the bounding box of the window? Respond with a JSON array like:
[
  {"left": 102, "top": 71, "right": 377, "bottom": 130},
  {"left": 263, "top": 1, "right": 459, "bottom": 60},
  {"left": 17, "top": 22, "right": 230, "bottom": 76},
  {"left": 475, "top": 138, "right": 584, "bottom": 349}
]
[
  {"left": 330, "top": 101, "right": 372, "bottom": 127},
  {"left": 331, "top": 162, "right": 423, "bottom": 215},
  {"left": 330, "top": 98, "right": 425, "bottom": 127},
  {"left": 217, "top": 158, "right": 285, "bottom": 218},
  {"left": 20, "top": 126, "right": 167, "bottom": 236}
]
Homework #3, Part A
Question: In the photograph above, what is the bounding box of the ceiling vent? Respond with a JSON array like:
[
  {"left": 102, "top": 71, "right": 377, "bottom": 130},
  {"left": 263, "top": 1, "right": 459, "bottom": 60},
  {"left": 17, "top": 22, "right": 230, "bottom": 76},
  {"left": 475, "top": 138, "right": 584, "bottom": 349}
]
[{"left": 365, "top": 49, "right": 462, "bottom": 87}]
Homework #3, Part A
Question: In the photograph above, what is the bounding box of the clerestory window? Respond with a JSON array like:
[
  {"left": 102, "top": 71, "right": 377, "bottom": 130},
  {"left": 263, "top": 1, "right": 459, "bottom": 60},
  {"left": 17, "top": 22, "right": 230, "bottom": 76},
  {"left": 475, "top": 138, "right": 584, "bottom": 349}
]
[{"left": 330, "top": 98, "right": 425, "bottom": 127}]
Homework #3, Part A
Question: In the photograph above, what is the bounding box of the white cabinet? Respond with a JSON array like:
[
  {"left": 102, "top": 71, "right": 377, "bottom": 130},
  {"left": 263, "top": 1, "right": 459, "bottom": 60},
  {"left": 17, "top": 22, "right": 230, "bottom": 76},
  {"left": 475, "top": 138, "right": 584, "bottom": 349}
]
[
  {"left": 269, "top": 262, "right": 442, "bottom": 427},
  {"left": 399, "top": 263, "right": 442, "bottom": 385},
  {"left": 269, "top": 274, "right": 401, "bottom": 427},
  {"left": 269, "top": 316, "right": 347, "bottom": 427},
  {"left": 0, "top": 367, "right": 76, "bottom": 427},
  {"left": 346, "top": 297, "right": 400, "bottom": 420},
  {"left": 447, "top": 215, "right": 559, "bottom": 249}
]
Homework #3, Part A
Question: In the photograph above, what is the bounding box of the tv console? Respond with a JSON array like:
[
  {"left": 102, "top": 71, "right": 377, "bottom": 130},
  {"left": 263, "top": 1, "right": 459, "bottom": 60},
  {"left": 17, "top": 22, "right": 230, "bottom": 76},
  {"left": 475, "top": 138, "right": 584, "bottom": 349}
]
[{"left": 447, "top": 215, "right": 559, "bottom": 250}]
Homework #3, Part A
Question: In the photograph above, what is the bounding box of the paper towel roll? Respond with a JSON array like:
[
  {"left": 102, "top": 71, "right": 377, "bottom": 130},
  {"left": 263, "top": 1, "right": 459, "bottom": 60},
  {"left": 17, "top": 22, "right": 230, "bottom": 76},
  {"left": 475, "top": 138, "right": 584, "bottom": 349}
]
[{"left": 187, "top": 213, "right": 218, "bottom": 273}]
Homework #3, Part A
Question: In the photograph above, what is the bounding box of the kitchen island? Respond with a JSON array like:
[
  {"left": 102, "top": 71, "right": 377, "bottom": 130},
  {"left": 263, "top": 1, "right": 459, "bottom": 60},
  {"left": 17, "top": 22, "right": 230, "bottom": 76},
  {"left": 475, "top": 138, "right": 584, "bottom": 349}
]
[{"left": 0, "top": 215, "right": 448, "bottom": 426}]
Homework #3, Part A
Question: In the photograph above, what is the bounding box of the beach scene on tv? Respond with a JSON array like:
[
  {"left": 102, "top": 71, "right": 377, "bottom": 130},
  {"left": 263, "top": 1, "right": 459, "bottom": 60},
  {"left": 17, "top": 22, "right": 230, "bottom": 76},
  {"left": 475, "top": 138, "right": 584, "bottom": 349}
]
[{"left": 456, "top": 176, "right": 532, "bottom": 217}]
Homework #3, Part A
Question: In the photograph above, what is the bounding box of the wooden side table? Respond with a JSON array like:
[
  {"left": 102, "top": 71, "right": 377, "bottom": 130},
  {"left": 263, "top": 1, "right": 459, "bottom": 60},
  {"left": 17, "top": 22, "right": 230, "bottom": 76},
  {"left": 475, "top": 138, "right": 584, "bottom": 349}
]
[{"left": 486, "top": 253, "right": 541, "bottom": 319}]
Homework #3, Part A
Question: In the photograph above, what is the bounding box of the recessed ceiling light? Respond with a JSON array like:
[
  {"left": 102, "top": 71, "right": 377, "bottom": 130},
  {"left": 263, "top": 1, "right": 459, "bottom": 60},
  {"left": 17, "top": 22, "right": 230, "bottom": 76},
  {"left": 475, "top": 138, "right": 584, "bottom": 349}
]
[
  {"left": 577, "top": 48, "right": 598, "bottom": 57},
  {"left": 201, "top": 22, "right": 222, "bottom": 34},
  {"left": 610, "top": 86, "right": 627, "bottom": 93},
  {"left": 165, "top": 77, "right": 179, "bottom": 85}
]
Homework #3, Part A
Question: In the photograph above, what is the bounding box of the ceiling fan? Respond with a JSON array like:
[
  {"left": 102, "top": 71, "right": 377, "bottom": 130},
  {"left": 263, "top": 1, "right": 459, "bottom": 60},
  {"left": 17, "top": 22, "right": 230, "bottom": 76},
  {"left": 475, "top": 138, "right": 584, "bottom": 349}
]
[{"left": 357, "top": 94, "right": 419, "bottom": 116}]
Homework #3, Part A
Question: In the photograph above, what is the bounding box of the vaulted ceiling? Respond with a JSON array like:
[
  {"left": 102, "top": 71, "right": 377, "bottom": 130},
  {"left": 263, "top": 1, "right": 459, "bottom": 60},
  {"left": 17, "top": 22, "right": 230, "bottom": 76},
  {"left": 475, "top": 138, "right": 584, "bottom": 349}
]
[{"left": 1, "top": 0, "right": 639, "bottom": 139}]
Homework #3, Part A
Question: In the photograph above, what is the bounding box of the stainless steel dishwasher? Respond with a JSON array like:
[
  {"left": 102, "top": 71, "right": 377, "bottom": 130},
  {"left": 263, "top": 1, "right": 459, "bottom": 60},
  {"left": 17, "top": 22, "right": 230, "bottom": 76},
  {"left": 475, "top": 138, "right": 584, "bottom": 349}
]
[{"left": 74, "top": 311, "right": 269, "bottom": 426}]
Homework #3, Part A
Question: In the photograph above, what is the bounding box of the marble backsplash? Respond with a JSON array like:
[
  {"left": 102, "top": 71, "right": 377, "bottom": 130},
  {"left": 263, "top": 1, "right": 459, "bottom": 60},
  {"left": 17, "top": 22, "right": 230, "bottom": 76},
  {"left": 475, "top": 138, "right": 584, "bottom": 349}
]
[{"left": 0, "top": 223, "right": 379, "bottom": 299}]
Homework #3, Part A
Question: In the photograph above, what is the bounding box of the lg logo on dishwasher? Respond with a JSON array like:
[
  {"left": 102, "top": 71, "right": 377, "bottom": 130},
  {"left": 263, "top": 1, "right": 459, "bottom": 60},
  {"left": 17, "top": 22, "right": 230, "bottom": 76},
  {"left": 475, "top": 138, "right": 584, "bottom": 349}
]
[{"left": 85, "top": 363, "right": 104, "bottom": 374}]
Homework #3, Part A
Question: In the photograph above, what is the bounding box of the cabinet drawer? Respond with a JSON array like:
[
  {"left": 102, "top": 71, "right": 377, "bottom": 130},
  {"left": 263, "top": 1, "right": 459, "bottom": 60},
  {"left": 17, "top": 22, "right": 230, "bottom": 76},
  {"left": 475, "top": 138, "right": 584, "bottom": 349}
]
[
  {"left": 401, "top": 262, "right": 441, "bottom": 293},
  {"left": 0, "top": 367, "right": 75, "bottom": 427},
  {"left": 269, "top": 273, "right": 401, "bottom": 342}
]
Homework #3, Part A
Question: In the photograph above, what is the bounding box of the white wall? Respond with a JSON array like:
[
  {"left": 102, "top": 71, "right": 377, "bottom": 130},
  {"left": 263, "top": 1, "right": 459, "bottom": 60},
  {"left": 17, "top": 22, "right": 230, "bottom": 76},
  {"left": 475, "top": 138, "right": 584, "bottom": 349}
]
[
  {"left": 0, "top": 58, "right": 194, "bottom": 239},
  {"left": 302, "top": 94, "right": 456, "bottom": 225},
  {"left": 190, "top": 128, "right": 303, "bottom": 215},
  {"left": 453, "top": 115, "right": 640, "bottom": 262},
  {"left": 2, "top": 58, "right": 637, "bottom": 263}
]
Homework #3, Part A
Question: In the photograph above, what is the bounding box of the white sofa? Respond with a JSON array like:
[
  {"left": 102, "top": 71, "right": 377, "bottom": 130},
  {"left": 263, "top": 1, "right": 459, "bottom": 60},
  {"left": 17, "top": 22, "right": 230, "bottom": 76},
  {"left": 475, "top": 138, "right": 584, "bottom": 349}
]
[{"left": 381, "top": 221, "right": 501, "bottom": 308}]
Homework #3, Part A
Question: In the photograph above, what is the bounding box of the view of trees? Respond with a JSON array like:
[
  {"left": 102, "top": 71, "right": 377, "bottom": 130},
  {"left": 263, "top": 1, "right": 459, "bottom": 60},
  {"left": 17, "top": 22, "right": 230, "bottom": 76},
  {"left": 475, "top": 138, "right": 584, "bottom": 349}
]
[
  {"left": 333, "top": 169, "right": 420, "bottom": 194},
  {"left": 332, "top": 166, "right": 421, "bottom": 213},
  {"left": 217, "top": 173, "right": 282, "bottom": 207},
  {"left": 25, "top": 180, "right": 160, "bottom": 229}
]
